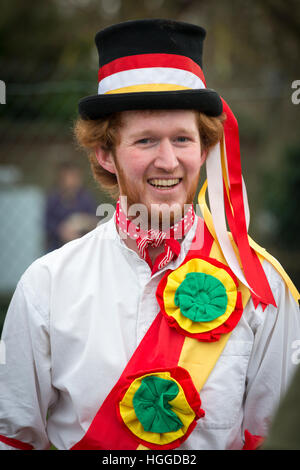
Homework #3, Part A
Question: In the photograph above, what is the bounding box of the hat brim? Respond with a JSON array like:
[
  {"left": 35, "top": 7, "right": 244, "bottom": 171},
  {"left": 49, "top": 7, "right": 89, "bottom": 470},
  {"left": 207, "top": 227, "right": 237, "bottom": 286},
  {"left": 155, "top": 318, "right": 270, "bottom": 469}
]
[{"left": 78, "top": 88, "right": 222, "bottom": 119}]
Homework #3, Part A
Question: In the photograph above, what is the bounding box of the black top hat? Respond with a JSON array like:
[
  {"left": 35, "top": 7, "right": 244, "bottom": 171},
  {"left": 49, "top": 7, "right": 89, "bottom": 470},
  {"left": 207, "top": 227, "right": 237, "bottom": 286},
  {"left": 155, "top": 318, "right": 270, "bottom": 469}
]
[{"left": 78, "top": 19, "right": 222, "bottom": 119}]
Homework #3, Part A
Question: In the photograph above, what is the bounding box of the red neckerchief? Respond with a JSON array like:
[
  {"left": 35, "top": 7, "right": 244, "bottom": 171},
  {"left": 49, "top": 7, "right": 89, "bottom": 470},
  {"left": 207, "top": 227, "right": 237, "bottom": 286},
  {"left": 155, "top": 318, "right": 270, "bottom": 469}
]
[{"left": 115, "top": 199, "right": 195, "bottom": 274}]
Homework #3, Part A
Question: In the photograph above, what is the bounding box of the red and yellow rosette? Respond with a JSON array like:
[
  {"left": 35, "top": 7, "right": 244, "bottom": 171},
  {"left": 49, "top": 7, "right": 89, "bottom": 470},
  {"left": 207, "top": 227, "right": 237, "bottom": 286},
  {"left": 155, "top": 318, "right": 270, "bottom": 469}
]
[
  {"left": 116, "top": 367, "right": 204, "bottom": 450},
  {"left": 156, "top": 254, "right": 243, "bottom": 342}
]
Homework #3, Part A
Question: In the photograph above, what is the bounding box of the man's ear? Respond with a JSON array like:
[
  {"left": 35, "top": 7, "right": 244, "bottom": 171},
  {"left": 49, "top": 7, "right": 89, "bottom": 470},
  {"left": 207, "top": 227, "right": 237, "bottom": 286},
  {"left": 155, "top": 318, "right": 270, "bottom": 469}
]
[
  {"left": 200, "top": 148, "right": 208, "bottom": 165},
  {"left": 95, "top": 146, "right": 117, "bottom": 174}
]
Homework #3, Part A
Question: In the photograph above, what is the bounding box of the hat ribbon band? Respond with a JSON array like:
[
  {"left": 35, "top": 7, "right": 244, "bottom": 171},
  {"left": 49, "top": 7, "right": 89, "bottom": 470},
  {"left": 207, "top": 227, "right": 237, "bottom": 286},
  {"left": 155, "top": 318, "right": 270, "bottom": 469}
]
[
  {"left": 98, "top": 66, "right": 205, "bottom": 95},
  {"left": 98, "top": 53, "right": 206, "bottom": 84}
]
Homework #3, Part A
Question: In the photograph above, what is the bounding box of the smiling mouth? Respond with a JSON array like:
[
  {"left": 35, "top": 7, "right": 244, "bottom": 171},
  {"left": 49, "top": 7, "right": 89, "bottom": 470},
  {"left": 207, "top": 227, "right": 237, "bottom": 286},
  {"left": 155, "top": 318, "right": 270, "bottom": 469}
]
[{"left": 147, "top": 178, "right": 182, "bottom": 189}]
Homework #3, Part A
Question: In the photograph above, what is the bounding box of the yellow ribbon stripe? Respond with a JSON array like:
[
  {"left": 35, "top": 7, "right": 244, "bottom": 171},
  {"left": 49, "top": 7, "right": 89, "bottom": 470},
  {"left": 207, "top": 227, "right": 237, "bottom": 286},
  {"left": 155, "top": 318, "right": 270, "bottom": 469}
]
[{"left": 105, "top": 83, "right": 190, "bottom": 94}]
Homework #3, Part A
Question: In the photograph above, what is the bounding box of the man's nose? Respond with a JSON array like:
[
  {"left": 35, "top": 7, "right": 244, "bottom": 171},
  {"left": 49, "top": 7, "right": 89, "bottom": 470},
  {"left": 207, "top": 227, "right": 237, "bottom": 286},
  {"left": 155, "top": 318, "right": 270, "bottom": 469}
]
[{"left": 153, "top": 139, "right": 179, "bottom": 172}]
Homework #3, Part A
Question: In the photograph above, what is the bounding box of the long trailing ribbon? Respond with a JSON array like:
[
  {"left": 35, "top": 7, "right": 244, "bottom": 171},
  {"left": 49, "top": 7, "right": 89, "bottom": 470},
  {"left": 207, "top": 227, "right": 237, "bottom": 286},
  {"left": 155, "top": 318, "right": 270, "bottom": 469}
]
[
  {"left": 198, "top": 179, "right": 300, "bottom": 307},
  {"left": 206, "top": 143, "right": 252, "bottom": 291},
  {"left": 206, "top": 98, "right": 277, "bottom": 309}
]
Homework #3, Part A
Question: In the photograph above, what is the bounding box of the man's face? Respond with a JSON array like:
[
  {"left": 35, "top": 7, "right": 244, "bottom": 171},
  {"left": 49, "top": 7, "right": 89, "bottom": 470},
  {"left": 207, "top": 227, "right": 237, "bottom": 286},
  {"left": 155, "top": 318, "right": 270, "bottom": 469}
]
[{"left": 110, "top": 109, "right": 206, "bottom": 228}]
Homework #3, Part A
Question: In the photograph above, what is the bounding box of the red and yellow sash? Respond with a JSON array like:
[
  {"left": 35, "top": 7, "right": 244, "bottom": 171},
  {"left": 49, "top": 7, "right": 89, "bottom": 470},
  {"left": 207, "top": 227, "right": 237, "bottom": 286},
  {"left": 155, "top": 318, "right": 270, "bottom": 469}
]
[
  {"left": 71, "top": 219, "right": 255, "bottom": 450},
  {"left": 71, "top": 212, "right": 299, "bottom": 450}
]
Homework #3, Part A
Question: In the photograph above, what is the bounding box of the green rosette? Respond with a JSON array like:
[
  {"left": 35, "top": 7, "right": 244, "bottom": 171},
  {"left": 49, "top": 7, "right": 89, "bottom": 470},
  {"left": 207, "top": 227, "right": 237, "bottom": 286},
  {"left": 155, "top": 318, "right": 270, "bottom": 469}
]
[
  {"left": 132, "top": 376, "right": 183, "bottom": 433},
  {"left": 174, "top": 272, "right": 228, "bottom": 322}
]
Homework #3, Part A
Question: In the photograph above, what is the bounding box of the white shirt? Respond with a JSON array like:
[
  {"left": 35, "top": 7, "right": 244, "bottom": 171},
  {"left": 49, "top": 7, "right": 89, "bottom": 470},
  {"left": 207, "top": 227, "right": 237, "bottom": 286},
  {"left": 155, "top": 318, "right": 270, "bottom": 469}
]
[{"left": 0, "top": 215, "right": 299, "bottom": 450}]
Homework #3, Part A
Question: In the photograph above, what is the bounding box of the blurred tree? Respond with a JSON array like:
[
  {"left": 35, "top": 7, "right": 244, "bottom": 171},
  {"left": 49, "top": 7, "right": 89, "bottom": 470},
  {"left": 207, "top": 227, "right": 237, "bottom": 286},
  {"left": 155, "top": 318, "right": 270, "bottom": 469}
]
[
  {"left": 257, "top": 0, "right": 300, "bottom": 77},
  {"left": 1, "top": 0, "right": 67, "bottom": 82}
]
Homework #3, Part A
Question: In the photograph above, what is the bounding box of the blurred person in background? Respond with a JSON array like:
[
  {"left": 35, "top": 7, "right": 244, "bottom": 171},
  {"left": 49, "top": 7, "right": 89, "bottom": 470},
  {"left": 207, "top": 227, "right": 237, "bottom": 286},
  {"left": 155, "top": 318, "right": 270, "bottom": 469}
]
[
  {"left": 45, "top": 161, "right": 98, "bottom": 251},
  {"left": 0, "top": 19, "right": 299, "bottom": 451}
]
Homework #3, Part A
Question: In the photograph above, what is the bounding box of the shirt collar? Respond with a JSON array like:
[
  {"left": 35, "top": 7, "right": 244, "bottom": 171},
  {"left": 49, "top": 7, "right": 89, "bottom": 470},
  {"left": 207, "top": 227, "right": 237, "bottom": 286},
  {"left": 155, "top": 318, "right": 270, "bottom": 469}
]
[{"left": 104, "top": 210, "right": 200, "bottom": 277}]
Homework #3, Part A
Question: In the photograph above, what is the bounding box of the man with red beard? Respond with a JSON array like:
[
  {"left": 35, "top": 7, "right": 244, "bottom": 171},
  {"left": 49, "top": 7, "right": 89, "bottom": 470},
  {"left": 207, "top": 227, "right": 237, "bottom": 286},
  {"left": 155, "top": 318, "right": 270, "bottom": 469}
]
[
  {"left": 0, "top": 19, "right": 299, "bottom": 451},
  {"left": 94, "top": 108, "right": 209, "bottom": 265}
]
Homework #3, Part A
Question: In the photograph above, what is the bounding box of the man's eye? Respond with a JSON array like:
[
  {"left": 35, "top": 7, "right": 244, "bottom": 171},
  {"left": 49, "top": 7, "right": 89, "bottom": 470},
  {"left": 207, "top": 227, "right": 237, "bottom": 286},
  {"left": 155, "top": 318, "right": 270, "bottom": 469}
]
[
  {"left": 176, "top": 136, "right": 190, "bottom": 143},
  {"left": 136, "top": 138, "right": 152, "bottom": 145}
]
